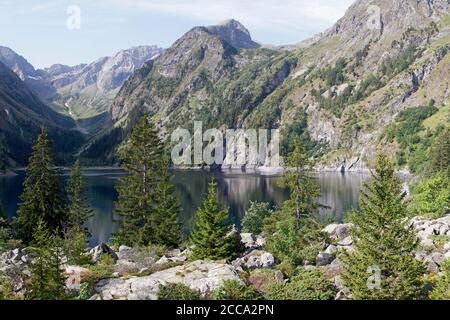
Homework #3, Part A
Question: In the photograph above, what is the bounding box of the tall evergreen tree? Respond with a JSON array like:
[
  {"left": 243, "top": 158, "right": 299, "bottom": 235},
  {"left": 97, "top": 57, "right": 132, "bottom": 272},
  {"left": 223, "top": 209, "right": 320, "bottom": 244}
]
[
  {"left": 114, "top": 114, "right": 181, "bottom": 247},
  {"left": 341, "top": 153, "right": 426, "bottom": 300},
  {"left": 279, "top": 138, "right": 321, "bottom": 220},
  {"left": 26, "top": 219, "right": 67, "bottom": 300},
  {"left": 140, "top": 158, "right": 182, "bottom": 247},
  {"left": 430, "top": 127, "right": 450, "bottom": 177},
  {"left": 14, "top": 128, "right": 67, "bottom": 244},
  {"left": 190, "top": 180, "right": 238, "bottom": 261},
  {"left": 67, "top": 159, "right": 93, "bottom": 232},
  {"left": 264, "top": 139, "right": 326, "bottom": 268}
]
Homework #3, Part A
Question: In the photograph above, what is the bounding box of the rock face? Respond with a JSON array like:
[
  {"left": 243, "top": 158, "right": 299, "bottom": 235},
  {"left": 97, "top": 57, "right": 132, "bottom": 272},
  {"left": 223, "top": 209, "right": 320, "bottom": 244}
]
[
  {"left": 0, "top": 61, "right": 82, "bottom": 167},
  {"left": 206, "top": 19, "right": 260, "bottom": 49},
  {"left": 94, "top": 260, "right": 243, "bottom": 300}
]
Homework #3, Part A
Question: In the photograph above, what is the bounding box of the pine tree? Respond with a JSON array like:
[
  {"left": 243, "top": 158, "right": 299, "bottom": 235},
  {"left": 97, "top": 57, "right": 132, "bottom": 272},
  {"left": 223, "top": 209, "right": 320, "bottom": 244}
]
[
  {"left": 264, "top": 139, "right": 326, "bottom": 267},
  {"left": 27, "top": 219, "right": 67, "bottom": 300},
  {"left": 190, "top": 180, "right": 238, "bottom": 261},
  {"left": 279, "top": 138, "right": 321, "bottom": 220},
  {"left": 67, "top": 159, "right": 93, "bottom": 232},
  {"left": 14, "top": 128, "right": 68, "bottom": 244},
  {"left": 340, "top": 152, "right": 426, "bottom": 300},
  {"left": 140, "top": 158, "right": 182, "bottom": 247},
  {"left": 114, "top": 114, "right": 180, "bottom": 247},
  {"left": 430, "top": 127, "right": 450, "bottom": 177}
]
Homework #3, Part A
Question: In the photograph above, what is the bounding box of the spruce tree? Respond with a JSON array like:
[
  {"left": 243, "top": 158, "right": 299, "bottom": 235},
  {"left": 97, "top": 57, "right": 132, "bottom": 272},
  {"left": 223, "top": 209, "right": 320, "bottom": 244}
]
[
  {"left": 279, "top": 138, "right": 321, "bottom": 220},
  {"left": 15, "top": 128, "right": 67, "bottom": 244},
  {"left": 140, "top": 158, "right": 182, "bottom": 247},
  {"left": 27, "top": 219, "right": 67, "bottom": 300},
  {"left": 430, "top": 127, "right": 450, "bottom": 177},
  {"left": 67, "top": 159, "right": 93, "bottom": 232},
  {"left": 340, "top": 153, "right": 426, "bottom": 300},
  {"left": 264, "top": 139, "right": 326, "bottom": 267},
  {"left": 114, "top": 114, "right": 181, "bottom": 247},
  {"left": 190, "top": 180, "right": 238, "bottom": 261}
]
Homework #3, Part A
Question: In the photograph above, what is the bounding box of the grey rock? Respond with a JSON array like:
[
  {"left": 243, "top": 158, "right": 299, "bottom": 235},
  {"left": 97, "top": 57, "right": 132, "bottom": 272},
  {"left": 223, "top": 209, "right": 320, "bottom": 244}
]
[
  {"left": 316, "top": 252, "right": 335, "bottom": 266},
  {"left": 89, "top": 243, "right": 119, "bottom": 263}
]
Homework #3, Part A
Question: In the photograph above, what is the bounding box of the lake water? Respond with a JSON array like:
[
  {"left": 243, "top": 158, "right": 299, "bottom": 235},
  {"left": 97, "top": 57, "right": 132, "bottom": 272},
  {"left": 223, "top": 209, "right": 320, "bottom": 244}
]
[{"left": 0, "top": 169, "right": 369, "bottom": 246}]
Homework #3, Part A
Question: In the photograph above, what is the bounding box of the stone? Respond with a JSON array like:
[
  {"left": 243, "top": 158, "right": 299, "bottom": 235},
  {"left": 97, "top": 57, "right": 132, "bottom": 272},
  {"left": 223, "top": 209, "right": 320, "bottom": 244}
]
[
  {"left": 240, "top": 233, "right": 256, "bottom": 249},
  {"left": 322, "top": 224, "right": 339, "bottom": 235},
  {"left": 255, "top": 235, "right": 266, "bottom": 248},
  {"left": 316, "top": 252, "right": 335, "bottom": 266},
  {"left": 65, "top": 266, "right": 91, "bottom": 293},
  {"left": 89, "top": 243, "right": 119, "bottom": 263},
  {"left": 232, "top": 250, "right": 276, "bottom": 269},
  {"left": 139, "top": 268, "right": 150, "bottom": 274},
  {"left": 94, "top": 260, "right": 242, "bottom": 300},
  {"left": 118, "top": 245, "right": 132, "bottom": 253},
  {"left": 320, "top": 259, "right": 344, "bottom": 280},
  {"left": 325, "top": 245, "right": 338, "bottom": 255},
  {"left": 274, "top": 270, "right": 284, "bottom": 283},
  {"left": 430, "top": 252, "right": 445, "bottom": 266},
  {"left": 337, "top": 236, "right": 353, "bottom": 247}
]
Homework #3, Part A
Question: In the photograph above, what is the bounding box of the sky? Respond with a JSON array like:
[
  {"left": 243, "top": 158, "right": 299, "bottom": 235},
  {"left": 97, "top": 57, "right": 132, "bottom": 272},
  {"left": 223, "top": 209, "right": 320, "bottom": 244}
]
[{"left": 0, "top": 0, "right": 355, "bottom": 68}]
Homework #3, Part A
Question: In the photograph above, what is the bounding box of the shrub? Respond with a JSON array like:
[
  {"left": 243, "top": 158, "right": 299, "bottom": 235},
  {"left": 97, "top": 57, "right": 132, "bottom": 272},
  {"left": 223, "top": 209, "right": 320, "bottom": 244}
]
[
  {"left": 158, "top": 283, "right": 201, "bottom": 300},
  {"left": 265, "top": 269, "right": 335, "bottom": 300},
  {"left": 242, "top": 202, "right": 273, "bottom": 234},
  {"left": 78, "top": 282, "right": 92, "bottom": 300},
  {"left": 429, "top": 259, "right": 450, "bottom": 300},
  {"left": 410, "top": 173, "right": 450, "bottom": 219},
  {"left": 212, "top": 280, "right": 260, "bottom": 300}
]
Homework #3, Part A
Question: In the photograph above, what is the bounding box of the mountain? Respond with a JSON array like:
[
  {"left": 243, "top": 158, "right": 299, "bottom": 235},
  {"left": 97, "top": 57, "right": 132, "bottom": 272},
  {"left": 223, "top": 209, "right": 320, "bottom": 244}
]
[
  {"left": 206, "top": 19, "right": 261, "bottom": 49},
  {"left": 0, "top": 45, "right": 164, "bottom": 119},
  {"left": 0, "top": 61, "right": 84, "bottom": 166},
  {"left": 43, "top": 45, "right": 164, "bottom": 118},
  {"left": 0, "top": 46, "right": 56, "bottom": 99},
  {"left": 87, "top": 0, "right": 449, "bottom": 171}
]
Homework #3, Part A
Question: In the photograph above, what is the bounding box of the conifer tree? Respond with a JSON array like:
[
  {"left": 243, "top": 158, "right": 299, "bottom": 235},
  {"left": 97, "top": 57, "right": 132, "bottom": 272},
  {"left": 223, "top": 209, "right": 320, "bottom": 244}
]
[
  {"left": 190, "top": 180, "right": 238, "bottom": 261},
  {"left": 264, "top": 139, "right": 325, "bottom": 267},
  {"left": 114, "top": 115, "right": 181, "bottom": 247},
  {"left": 430, "top": 127, "right": 450, "bottom": 177},
  {"left": 140, "top": 158, "right": 182, "bottom": 247},
  {"left": 67, "top": 159, "right": 93, "bottom": 232},
  {"left": 341, "top": 152, "right": 426, "bottom": 300},
  {"left": 15, "top": 128, "right": 67, "bottom": 244},
  {"left": 27, "top": 219, "right": 67, "bottom": 300},
  {"left": 279, "top": 138, "right": 321, "bottom": 220}
]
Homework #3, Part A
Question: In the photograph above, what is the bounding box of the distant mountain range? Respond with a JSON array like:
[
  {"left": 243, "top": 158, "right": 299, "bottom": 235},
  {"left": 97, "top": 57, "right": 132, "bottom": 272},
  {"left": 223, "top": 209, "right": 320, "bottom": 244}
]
[
  {"left": 1, "top": 0, "right": 449, "bottom": 171},
  {"left": 0, "top": 45, "right": 163, "bottom": 119}
]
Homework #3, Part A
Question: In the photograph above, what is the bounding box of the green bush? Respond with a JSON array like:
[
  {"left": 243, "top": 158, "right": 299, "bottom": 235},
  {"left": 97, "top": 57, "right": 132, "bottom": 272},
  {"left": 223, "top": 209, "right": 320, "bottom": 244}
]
[
  {"left": 242, "top": 202, "right": 273, "bottom": 234},
  {"left": 265, "top": 269, "right": 335, "bottom": 300},
  {"left": 158, "top": 283, "right": 201, "bottom": 300},
  {"left": 212, "top": 280, "right": 260, "bottom": 300},
  {"left": 429, "top": 259, "right": 450, "bottom": 300},
  {"left": 78, "top": 282, "right": 92, "bottom": 300},
  {"left": 410, "top": 173, "right": 450, "bottom": 219}
]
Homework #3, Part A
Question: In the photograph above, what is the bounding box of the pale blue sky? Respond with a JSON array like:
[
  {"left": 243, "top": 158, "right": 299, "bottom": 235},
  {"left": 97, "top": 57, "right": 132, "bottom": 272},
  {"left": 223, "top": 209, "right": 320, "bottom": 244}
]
[{"left": 0, "top": 0, "right": 354, "bottom": 68}]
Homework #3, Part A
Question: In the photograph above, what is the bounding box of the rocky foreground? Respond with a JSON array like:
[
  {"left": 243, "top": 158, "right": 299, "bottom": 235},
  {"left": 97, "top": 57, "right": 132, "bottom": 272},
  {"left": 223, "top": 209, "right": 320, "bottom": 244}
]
[{"left": 1, "top": 215, "right": 450, "bottom": 300}]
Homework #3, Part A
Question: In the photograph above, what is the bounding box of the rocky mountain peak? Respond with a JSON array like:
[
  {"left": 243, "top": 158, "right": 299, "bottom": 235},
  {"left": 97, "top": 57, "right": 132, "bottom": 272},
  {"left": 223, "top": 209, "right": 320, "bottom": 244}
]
[{"left": 206, "top": 19, "right": 261, "bottom": 49}]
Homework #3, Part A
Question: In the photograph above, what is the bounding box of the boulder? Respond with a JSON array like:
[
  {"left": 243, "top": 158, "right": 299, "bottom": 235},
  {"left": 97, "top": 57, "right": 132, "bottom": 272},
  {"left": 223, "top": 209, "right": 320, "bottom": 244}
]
[
  {"left": 316, "top": 252, "right": 335, "bottom": 266},
  {"left": 325, "top": 245, "right": 338, "bottom": 255},
  {"left": 94, "top": 260, "right": 243, "bottom": 300},
  {"left": 232, "top": 250, "right": 276, "bottom": 269},
  {"left": 89, "top": 243, "right": 118, "bottom": 263},
  {"left": 323, "top": 223, "right": 352, "bottom": 241},
  {"left": 337, "top": 236, "right": 353, "bottom": 247},
  {"left": 240, "top": 233, "right": 256, "bottom": 249},
  {"left": 248, "top": 270, "right": 283, "bottom": 294},
  {"left": 65, "top": 266, "right": 91, "bottom": 293}
]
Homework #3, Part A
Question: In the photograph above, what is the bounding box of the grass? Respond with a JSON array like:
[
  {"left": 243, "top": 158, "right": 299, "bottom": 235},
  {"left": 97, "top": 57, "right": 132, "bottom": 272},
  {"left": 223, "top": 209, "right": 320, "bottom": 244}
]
[{"left": 422, "top": 105, "right": 450, "bottom": 131}]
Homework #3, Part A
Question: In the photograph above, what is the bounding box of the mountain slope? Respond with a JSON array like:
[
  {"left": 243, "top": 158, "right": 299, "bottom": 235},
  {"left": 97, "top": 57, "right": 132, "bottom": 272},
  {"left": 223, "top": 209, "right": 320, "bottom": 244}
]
[
  {"left": 0, "top": 62, "right": 84, "bottom": 166},
  {"left": 78, "top": 0, "right": 450, "bottom": 170},
  {"left": 44, "top": 45, "right": 164, "bottom": 118},
  {"left": 0, "top": 46, "right": 56, "bottom": 99}
]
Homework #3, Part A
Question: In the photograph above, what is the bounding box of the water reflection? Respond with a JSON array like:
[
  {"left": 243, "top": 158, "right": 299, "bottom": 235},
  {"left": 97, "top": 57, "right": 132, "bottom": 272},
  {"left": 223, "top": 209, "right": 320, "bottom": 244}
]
[{"left": 0, "top": 169, "right": 369, "bottom": 246}]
